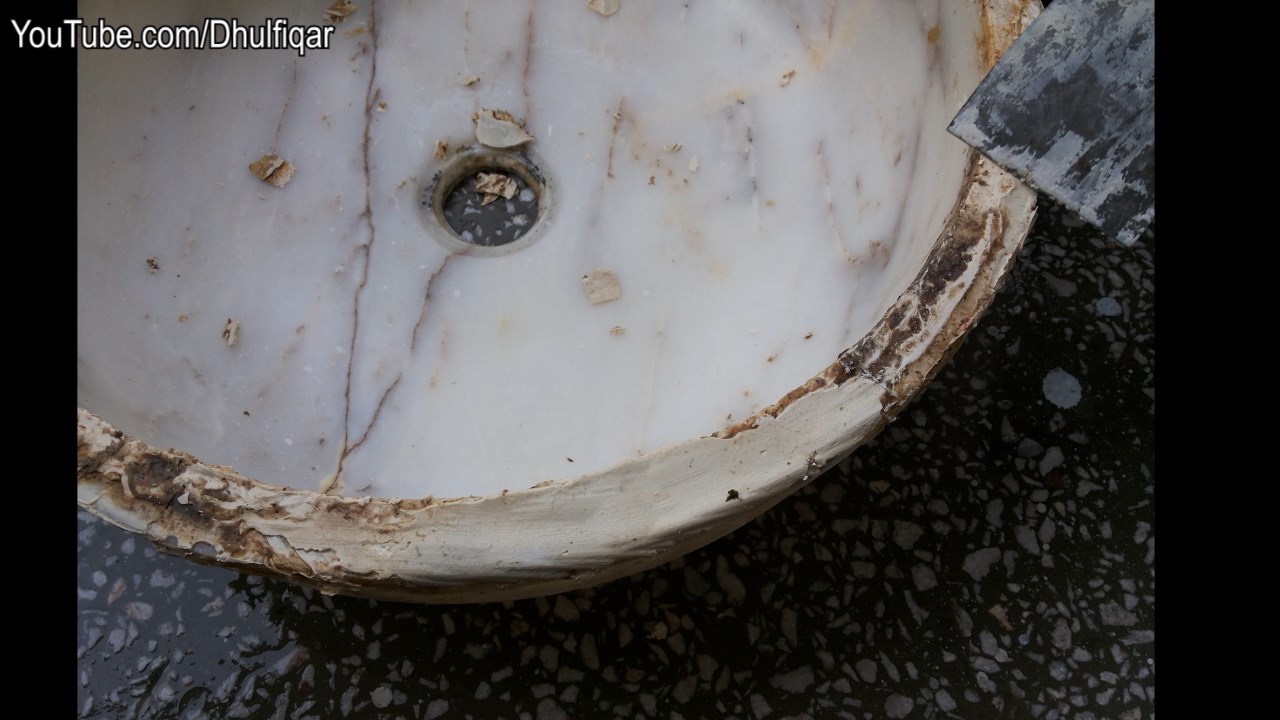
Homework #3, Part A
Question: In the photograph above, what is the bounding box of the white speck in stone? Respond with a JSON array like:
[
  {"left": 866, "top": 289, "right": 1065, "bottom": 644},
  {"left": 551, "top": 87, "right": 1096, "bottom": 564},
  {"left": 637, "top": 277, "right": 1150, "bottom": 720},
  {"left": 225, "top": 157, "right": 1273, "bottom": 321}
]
[
  {"left": 533, "top": 685, "right": 556, "bottom": 701},
  {"left": 672, "top": 676, "right": 697, "bottom": 703},
  {"left": 1039, "top": 447, "right": 1065, "bottom": 475},
  {"left": 855, "top": 658, "right": 877, "bottom": 683},
  {"left": 1017, "top": 437, "right": 1043, "bottom": 458},
  {"left": 1095, "top": 296, "right": 1122, "bottom": 316},
  {"left": 750, "top": 694, "right": 772, "bottom": 718},
  {"left": 1078, "top": 479, "right": 1103, "bottom": 497},
  {"left": 1044, "top": 273, "right": 1077, "bottom": 297},
  {"left": 284, "top": 437, "right": 293, "bottom": 446},
  {"left": 1039, "top": 517, "right": 1057, "bottom": 545},
  {"left": 553, "top": 595, "right": 579, "bottom": 622},
  {"left": 911, "top": 565, "right": 937, "bottom": 591},
  {"left": 1043, "top": 369, "right": 1082, "bottom": 409},
  {"left": 125, "top": 601, "right": 153, "bottom": 621},
  {"left": 149, "top": 570, "right": 175, "bottom": 588},
  {"left": 936, "top": 689, "right": 957, "bottom": 712},
  {"left": 852, "top": 561, "right": 876, "bottom": 579},
  {"left": 579, "top": 634, "right": 599, "bottom": 670},
  {"left": 972, "top": 656, "right": 1000, "bottom": 673},
  {"left": 892, "top": 521, "right": 923, "bottom": 549},
  {"left": 425, "top": 699, "right": 449, "bottom": 719},
  {"left": 962, "top": 547, "right": 1001, "bottom": 580},
  {"left": 121, "top": 537, "right": 136, "bottom": 555},
  {"left": 986, "top": 498, "right": 1004, "bottom": 528},
  {"left": 781, "top": 609, "right": 799, "bottom": 648},
  {"left": 107, "top": 628, "right": 126, "bottom": 653},
  {"left": 540, "top": 645, "right": 559, "bottom": 671},
  {"left": 770, "top": 666, "right": 813, "bottom": 693},
  {"left": 884, "top": 694, "right": 914, "bottom": 718},
  {"left": 1133, "top": 521, "right": 1151, "bottom": 544},
  {"left": 880, "top": 652, "right": 901, "bottom": 682},
  {"left": 1099, "top": 602, "right": 1138, "bottom": 627},
  {"left": 1051, "top": 617, "right": 1072, "bottom": 650}
]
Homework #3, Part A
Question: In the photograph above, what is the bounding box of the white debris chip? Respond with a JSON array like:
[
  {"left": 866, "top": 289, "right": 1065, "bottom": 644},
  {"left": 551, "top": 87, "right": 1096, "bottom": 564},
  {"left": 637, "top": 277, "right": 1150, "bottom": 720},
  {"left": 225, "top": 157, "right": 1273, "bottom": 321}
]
[
  {"left": 1042, "top": 368, "right": 1082, "bottom": 409},
  {"left": 588, "top": 0, "right": 620, "bottom": 17},
  {"left": 582, "top": 268, "right": 621, "bottom": 305},
  {"left": 474, "top": 109, "right": 534, "bottom": 148}
]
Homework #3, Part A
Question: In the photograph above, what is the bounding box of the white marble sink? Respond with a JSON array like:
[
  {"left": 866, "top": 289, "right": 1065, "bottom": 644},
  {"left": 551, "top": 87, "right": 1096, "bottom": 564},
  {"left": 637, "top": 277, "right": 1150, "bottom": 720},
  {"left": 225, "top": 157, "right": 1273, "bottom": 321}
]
[{"left": 78, "top": 0, "right": 1039, "bottom": 602}]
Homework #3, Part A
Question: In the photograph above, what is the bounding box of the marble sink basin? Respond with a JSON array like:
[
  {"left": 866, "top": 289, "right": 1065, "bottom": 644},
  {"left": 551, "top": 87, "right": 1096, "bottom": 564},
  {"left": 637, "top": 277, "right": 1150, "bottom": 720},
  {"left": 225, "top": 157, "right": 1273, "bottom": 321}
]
[{"left": 77, "top": 0, "right": 1038, "bottom": 602}]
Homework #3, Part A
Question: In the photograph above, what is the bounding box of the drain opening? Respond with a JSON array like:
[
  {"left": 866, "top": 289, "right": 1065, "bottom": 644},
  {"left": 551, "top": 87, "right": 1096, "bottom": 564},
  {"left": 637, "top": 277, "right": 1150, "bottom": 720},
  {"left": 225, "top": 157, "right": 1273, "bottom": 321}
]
[
  {"left": 442, "top": 169, "right": 539, "bottom": 247},
  {"left": 422, "top": 146, "right": 553, "bottom": 255}
]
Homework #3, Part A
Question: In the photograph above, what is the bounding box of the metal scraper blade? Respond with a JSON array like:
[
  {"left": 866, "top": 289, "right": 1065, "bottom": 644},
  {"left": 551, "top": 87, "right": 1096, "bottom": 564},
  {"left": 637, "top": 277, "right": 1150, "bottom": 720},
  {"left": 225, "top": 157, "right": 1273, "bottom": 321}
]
[{"left": 949, "top": 0, "right": 1154, "bottom": 245}]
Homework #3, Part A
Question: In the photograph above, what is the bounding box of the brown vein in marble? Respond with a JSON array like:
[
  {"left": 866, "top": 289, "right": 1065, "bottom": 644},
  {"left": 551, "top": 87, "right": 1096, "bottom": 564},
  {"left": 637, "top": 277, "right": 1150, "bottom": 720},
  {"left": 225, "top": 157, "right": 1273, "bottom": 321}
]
[
  {"left": 635, "top": 283, "right": 672, "bottom": 455},
  {"left": 343, "top": 255, "right": 455, "bottom": 457},
  {"left": 271, "top": 59, "right": 300, "bottom": 149},
  {"left": 521, "top": 1, "right": 536, "bottom": 121},
  {"left": 427, "top": 320, "right": 450, "bottom": 390},
  {"left": 463, "top": 4, "right": 471, "bottom": 65},
  {"left": 605, "top": 99, "right": 625, "bottom": 179},
  {"left": 571, "top": 96, "right": 627, "bottom": 271},
  {"left": 818, "top": 139, "right": 870, "bottom": 348},
  {"left": 816, "top": 140, "right": 858, "bottom": 267},
  {"left": 738, "top": 104, "right": 762, "bottom": 228},
  {"left": 783, "top": 0, "right": 841, "bottom": 69},
  {"left": 328, "top": 0, "right": 381, "bottom": 496}
]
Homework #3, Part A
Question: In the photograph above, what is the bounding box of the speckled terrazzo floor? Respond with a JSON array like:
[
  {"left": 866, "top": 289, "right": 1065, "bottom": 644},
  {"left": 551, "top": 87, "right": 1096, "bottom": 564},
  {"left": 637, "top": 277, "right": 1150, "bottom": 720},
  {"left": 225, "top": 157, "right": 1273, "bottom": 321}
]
[{"left": 76, "top": 197, "right": 1155, "bottom": 720}]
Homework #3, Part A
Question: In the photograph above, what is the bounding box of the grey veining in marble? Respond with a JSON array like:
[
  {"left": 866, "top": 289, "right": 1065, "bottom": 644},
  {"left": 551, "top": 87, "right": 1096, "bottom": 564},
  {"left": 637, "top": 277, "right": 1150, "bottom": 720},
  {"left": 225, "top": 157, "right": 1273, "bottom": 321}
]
[{"left": 79, "top": 1, "right": 991, "bottom": 500}]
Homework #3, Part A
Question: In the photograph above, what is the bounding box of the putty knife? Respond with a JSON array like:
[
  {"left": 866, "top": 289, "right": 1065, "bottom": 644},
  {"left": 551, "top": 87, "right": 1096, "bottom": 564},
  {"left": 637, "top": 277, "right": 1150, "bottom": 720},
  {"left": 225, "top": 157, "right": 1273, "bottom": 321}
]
[{"left": 949, "top": 0, "right": 1154, "bottom": 245}]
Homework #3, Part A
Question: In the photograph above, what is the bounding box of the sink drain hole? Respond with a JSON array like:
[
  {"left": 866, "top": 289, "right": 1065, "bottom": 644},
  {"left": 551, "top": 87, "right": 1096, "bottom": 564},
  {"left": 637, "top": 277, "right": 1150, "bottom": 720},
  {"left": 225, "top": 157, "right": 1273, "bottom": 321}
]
[
  {"left": 442, "top": 169, "right": 539, "bottom": 247},
  {"left": 422, "top": 146, "right": 553, "bottom": 255}
]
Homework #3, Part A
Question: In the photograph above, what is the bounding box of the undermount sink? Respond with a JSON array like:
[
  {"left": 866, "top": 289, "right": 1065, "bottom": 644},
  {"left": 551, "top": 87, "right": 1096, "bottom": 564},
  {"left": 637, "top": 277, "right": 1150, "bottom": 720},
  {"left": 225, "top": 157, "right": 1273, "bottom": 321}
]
[{"left": 78, "top": 0, "right": 1038, "bottom": 602}]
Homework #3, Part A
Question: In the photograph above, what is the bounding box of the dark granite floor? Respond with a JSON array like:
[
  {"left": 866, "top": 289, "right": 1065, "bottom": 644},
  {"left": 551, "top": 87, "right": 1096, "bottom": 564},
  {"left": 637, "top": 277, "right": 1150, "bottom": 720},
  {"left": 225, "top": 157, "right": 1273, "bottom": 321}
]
[{"left": 77, "top": 196, "right": 1154, "bottom": 720}]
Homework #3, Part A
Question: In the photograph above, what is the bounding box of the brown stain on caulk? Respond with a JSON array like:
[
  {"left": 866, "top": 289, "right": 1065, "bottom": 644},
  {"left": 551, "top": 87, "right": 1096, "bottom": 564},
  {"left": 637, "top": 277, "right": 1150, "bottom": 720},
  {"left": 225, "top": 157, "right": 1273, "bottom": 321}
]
[{"left": 978, "top": 0, "right": 1037, "bottom": 69}]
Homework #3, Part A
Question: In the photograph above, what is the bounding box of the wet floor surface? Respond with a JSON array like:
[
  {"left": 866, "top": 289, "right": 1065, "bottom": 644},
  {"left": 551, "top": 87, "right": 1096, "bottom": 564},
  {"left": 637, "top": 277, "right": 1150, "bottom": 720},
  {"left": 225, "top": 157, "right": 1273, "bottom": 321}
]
[{"left": 77, "top": 197, "right": 1154, "bottom": 719}]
